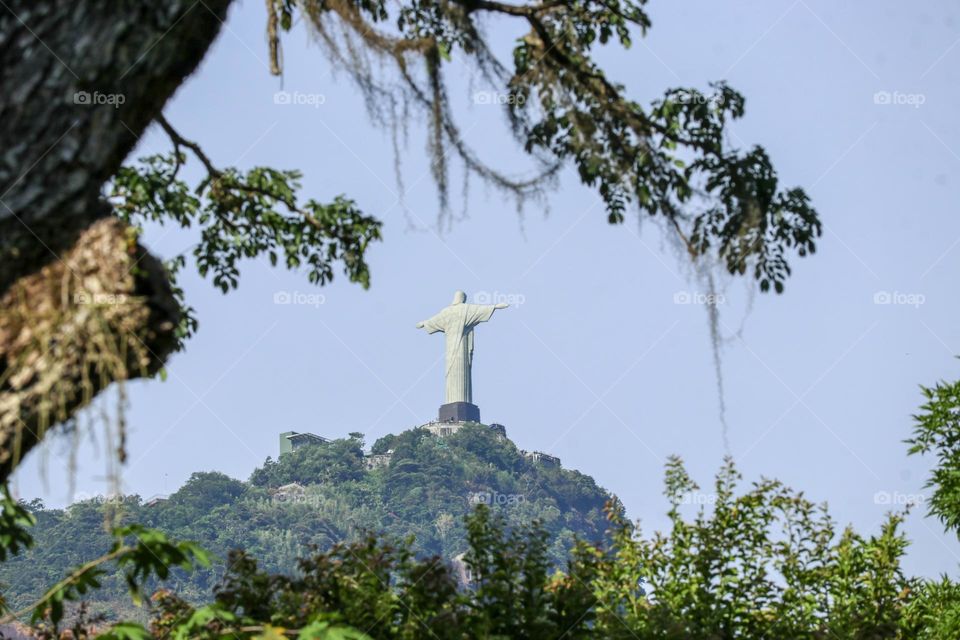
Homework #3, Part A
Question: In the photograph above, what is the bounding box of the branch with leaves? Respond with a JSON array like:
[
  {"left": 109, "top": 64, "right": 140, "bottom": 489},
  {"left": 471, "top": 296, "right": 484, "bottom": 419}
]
[
  {"left": 109, "top": 117, "right": 383, "bottom": 347},
  {"left": 267, "top": 0, "right": 821, "bottom": 293},
  {"left": 0, "top": 520, "right": 209, "bottom": 633},
  {"left": 908, "top": 375, "right": 960, "bottom": 538}
]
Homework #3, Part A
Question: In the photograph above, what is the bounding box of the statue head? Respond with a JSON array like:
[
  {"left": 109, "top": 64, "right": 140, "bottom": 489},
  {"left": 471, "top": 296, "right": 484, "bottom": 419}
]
[{"left": 452, "top": 290, "right": 466, "bottom": 305}]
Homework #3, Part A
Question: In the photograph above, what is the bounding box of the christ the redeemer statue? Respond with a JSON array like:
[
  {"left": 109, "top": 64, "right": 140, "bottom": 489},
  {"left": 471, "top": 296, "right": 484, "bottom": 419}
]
[{"left": 416, "top": 290, "right": 508, "bottom": 423}]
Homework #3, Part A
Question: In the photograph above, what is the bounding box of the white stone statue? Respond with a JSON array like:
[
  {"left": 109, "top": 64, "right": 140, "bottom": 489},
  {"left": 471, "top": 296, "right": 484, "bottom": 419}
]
[{"left": 416, "top": 291, "right": 508, "bottom": 405}]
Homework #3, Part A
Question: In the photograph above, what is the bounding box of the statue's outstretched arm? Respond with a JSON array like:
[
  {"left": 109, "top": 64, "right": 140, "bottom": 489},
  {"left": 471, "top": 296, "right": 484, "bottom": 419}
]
[
  {"left": 417, "top": 320, "right": 443, "bottom": 334},
  {"left": 494, "top": 303, "right": 509, "bottom": 310}
]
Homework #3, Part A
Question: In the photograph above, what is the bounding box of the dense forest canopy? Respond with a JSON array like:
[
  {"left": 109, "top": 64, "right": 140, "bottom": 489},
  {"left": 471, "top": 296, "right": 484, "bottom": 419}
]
[
  {"left": 6, "top": 453, "right": 960, "bottom": 639},
  {"left": 0, "top": 425, "right": 610, "bottom": 618}
]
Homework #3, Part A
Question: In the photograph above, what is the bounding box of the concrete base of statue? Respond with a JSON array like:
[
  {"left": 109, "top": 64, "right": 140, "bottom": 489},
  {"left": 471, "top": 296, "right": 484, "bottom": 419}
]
[{"left": 439, "top": 401, "right": 481, "bottom": 423}]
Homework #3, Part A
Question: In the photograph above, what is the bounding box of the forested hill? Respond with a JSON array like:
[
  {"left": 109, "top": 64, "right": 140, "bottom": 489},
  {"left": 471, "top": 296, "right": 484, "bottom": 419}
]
[{"left": 1, "top": 424, "right": 612, "bottom": 617}]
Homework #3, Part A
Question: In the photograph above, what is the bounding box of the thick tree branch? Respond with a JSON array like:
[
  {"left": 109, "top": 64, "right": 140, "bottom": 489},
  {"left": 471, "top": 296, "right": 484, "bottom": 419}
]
[
  {"left": 0, "top": 218, "right": 179, "bottom": 482},
  {"left": 0, "top": 0, "right": 236, "bottom": 481},
  {"left": 0, "top": 0, "right": 234, "bottom": 295},
  {"left": 156, "top": 114, "right": 365, "bottom": 237}
]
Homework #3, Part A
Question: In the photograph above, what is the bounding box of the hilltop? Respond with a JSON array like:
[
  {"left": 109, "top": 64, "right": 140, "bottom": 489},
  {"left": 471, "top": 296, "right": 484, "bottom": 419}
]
[{"left": 1, "top": 424, "right": 613, "bottom": 618}]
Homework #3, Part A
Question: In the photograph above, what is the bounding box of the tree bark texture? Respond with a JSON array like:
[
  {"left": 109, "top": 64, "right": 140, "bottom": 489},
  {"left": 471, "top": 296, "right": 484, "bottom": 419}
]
[{"left": 0, "top": 0, "right": 235, "bottom": 481}]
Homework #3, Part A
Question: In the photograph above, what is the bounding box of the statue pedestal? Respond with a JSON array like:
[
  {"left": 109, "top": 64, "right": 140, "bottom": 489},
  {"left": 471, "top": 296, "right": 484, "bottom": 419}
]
[{"left": 439, "top": 401, "right": 481, "bottom": 423}]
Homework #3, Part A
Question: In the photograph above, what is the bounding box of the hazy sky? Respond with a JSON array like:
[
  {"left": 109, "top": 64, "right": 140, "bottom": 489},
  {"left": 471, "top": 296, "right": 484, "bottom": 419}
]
[{"left": 15, "top": 0, "right": 960, "bottom": 577}]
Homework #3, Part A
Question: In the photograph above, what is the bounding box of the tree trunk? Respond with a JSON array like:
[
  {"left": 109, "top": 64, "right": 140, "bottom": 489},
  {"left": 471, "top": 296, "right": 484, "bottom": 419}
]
[{"left": 0, "top": 0, "right": 235, "bottom": 482}]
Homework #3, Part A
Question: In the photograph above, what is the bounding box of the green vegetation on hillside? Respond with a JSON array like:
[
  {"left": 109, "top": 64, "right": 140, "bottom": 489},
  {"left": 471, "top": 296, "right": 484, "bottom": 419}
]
[
  {"left": 6, "top": 457, "right": 960, "bottom": 639},
  {"left": 0, "top": 425, "right": 610, "bottom": 616}
]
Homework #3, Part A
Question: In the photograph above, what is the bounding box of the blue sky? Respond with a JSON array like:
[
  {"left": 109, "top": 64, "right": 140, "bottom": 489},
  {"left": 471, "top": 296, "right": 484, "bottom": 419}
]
[{"left": 15, "top": 0, "right": 960, "bottom": 577}]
